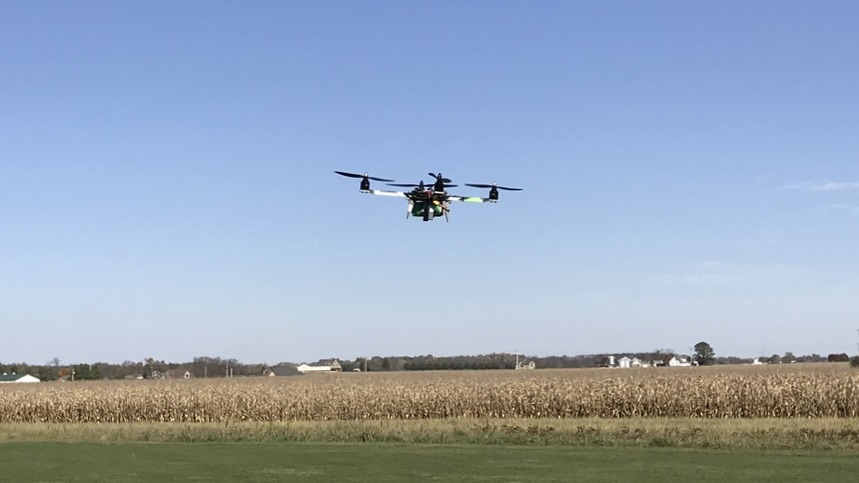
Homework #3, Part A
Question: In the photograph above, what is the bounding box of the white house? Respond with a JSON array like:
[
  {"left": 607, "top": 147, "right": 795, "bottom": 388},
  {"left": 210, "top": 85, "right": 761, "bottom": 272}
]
[
  {"left": 296, "top": 360, "right": 342, "bottom": 374},
  {"left": 0, "top": 373, "right": 40, "bottom": 383},
  {"left": 616, "top": 357, "right": 645, "bottom": 369},
  {"left": 296, "top": 364, "right": 328, "bottom": 374},
  {"left": 752, "top": 357, "right": 767, "bottom": 365},
  {"left": 668, "top": 356, "right": 692, "bottom": 367},
  {"left": 266, "top": 365, "right": 301, "bottom": 377}
]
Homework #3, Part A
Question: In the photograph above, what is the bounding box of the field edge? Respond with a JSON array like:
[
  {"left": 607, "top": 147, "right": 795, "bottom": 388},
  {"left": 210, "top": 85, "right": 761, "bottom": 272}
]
[{"left": 4, "top": 417, "right": 859, "bottom": 451}]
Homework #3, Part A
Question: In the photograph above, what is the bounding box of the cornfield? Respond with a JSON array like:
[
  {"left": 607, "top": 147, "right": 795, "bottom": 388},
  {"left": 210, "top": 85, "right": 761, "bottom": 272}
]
[{"left": 2, "top": 365, "right": 858, "bottom": 423}]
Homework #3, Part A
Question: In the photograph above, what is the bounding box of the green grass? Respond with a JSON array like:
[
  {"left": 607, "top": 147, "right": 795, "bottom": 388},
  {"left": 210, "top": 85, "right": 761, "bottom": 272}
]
[
  {"left": 5, "top": 418, "right": 859, "bottom": 451},
  {"left": 1, "top": 442, "right": 856, "bottom": 482}
]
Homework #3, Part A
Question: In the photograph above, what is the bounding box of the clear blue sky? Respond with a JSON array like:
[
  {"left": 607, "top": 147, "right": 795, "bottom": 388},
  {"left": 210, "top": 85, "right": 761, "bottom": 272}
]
[{"left": 2, "top": 1, "right": 858, "bottom": 365}]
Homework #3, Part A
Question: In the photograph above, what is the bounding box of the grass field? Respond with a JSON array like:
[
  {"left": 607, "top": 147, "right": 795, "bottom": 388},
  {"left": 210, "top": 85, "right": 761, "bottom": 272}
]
[
  {"left": 1, "top": 442, "right": 857, "bottom": 483},
  {"left": 4, "top": 418, "right": 859, "bottom": 451}
]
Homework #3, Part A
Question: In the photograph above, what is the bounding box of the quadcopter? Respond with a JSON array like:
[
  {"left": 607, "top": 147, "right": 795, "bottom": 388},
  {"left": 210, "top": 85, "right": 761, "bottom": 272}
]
[{"left": 335, "top": 171, "right": 522, "bottom": 222}]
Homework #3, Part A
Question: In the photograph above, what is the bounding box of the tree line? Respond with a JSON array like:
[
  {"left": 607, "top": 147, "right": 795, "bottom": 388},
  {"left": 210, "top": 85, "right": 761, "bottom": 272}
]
[{"left": 1, "top": 346, "right": 853, "bottom": 381}]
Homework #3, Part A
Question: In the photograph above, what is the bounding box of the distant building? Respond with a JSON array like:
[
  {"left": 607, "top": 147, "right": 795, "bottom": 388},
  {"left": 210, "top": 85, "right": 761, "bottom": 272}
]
[
  {"left": 296, "top": 360, "right": 342, "bottom": 374},
  {"left": 615, "top": 357, "right": 645, "bottom": 369},
  {"left": 0, "top": 373, "right": 40, "bottom": 383},
  {"left": 515, "top": 360, "right": 536, "bottom": 370},
  {"left": 266, "top": 365, "right": 301, "bottom": 377},
  {"left": 668, "top": 356, "right": 693, "bottom": 367}
]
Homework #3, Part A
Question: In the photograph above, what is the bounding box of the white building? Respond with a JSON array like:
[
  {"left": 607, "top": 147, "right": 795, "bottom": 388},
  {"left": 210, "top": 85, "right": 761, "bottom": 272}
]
[
  {"left": 0, "top": 373, "right": 40, "bottom": 383},
  {"left": 668, "top": 356, "right": 692, "bottom": 367},
  {"left": 515, "top": 360, "right": 536, "bottom": 370},
  {"left": 296, "top": 360, "right": 342, "bottom": 374},
  {"left": 617, "top": 357, "right": 645, "bottom": 369}
]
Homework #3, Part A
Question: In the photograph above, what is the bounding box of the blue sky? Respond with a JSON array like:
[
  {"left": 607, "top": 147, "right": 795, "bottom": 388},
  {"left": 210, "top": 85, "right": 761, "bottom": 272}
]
[{"left": 2, "top": 1, "right": 858, "bottom": 365}]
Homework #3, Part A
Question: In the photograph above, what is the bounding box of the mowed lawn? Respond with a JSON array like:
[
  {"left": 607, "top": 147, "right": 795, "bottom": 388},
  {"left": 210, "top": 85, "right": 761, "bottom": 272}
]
[{"left": 1, "top": 443, "right": 855, "bottom": 482}]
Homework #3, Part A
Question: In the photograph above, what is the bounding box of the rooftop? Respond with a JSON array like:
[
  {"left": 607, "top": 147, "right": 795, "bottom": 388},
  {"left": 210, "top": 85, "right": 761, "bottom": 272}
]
[{"left": 0, "top": 373, "right": 32, "bottom": 382}]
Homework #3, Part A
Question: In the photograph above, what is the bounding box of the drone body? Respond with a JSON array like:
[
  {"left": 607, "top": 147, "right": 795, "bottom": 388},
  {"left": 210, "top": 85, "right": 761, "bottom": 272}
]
[{"left": 335, "top": 171, "right": 522, "bottom": 222}]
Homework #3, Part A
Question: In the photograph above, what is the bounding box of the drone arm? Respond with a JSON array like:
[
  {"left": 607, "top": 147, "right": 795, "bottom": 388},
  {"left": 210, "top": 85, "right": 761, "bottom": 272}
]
[
  {"left": 367, "top": 190, "right": 407, "bottom": 198},
  {"left": 448, "top": 196, "right": 491, "bottom": 203}
]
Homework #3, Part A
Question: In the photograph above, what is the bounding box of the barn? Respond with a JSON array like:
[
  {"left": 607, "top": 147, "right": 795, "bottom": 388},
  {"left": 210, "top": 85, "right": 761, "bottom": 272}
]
[{"left": 0, "top": 373, "right": 40, "bottom": 383}]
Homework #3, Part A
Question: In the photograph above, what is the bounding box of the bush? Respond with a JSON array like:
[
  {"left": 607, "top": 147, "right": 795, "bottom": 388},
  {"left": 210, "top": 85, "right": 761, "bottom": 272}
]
[{"left": 850, "top": 356, "right": 859, "bottom": 369}]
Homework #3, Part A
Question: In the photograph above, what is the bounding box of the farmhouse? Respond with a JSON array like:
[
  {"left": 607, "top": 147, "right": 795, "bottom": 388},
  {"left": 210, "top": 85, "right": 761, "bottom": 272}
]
[
  {"left": 296, "top": 360, "right": 342, "bottom": 374},
  {"left": 0, "top": 373, "right": 40, "bottom": 383},
  {"left": 617, "top": 357, "right": 645, "bottom": 369},
  {"left": 266, "top": 365, "right": 301, "bottom": 377}
]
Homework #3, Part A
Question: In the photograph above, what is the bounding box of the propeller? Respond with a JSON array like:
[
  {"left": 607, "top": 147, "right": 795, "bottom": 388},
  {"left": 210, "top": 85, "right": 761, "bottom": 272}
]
[
  {"left": 427, "top": 172, "right": 457, "bottom": 191},
  {"left": 387, "top": 181, "right": 458, "bottom": 189},
  {"left": 335, "top": 171, "right": 394, "bottom": 182},
  {"left": 465, "top": 183, "right": 522, "bottom": 191},
  {"left": 428, "top": 172, "right": 453, "bottom": 184},
  {"left": 387, "top": 182, "right": 427, "bottom": 188}
]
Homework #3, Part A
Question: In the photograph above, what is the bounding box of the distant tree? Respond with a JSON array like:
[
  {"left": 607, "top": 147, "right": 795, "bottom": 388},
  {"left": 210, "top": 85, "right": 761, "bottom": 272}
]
[
  {"left": 71, "top": 364, "right": 102, "bottom": 381},
  {"left": 693, "top": 342, "right": 715, "bottom": 365},
  {"left": 769, "top": 353, "right": 782, "bottom": 365},
  {"left": 850, "top": 356, "right": 859, "bottom": 369},
  {"left": 715, "top": 356, "right": 752, "bottom": 365},
  {"left": 36, "top": 366, "right": 56, "bottom": 381},
  {"left": 142, "top": 363, "right": 154, "bottom": 379},
  {"left": 782, "top": 352, "right": 796, "bottom": 364},
  {"left": 654, "top": 349, "right": 676, "bottom": 366},
  {"left": 796, "top": 353, "right": 824, "bottom": 363},
  {"left": 828, "top": 353, "right": 849, "bottom": 362},
  {"left": 810, "top": 353, "right": 825, "bottom": 362}
]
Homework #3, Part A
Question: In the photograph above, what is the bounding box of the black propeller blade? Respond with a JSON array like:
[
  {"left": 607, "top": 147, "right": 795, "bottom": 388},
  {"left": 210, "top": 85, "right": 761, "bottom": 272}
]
[
  {"left": 428, "top": 172, "right": 452, "bottom": 183},
  {"left": 465, "top": 183, "right": 523, "bottom": 191},
  {"left": 387, "top": 181, "right": 458, "bottom": 188},
  {"left": 335, "top": 171, "right": 394, "bottom": 182},
  {"left": 387, "top": 183, "right": 425, "bottom": 188}
]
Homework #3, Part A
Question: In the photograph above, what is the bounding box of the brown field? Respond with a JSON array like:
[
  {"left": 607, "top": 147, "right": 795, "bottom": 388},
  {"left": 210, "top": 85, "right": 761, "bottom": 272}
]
[{"left": 2, "top": 363, "right": 858, "bottom": 424}]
